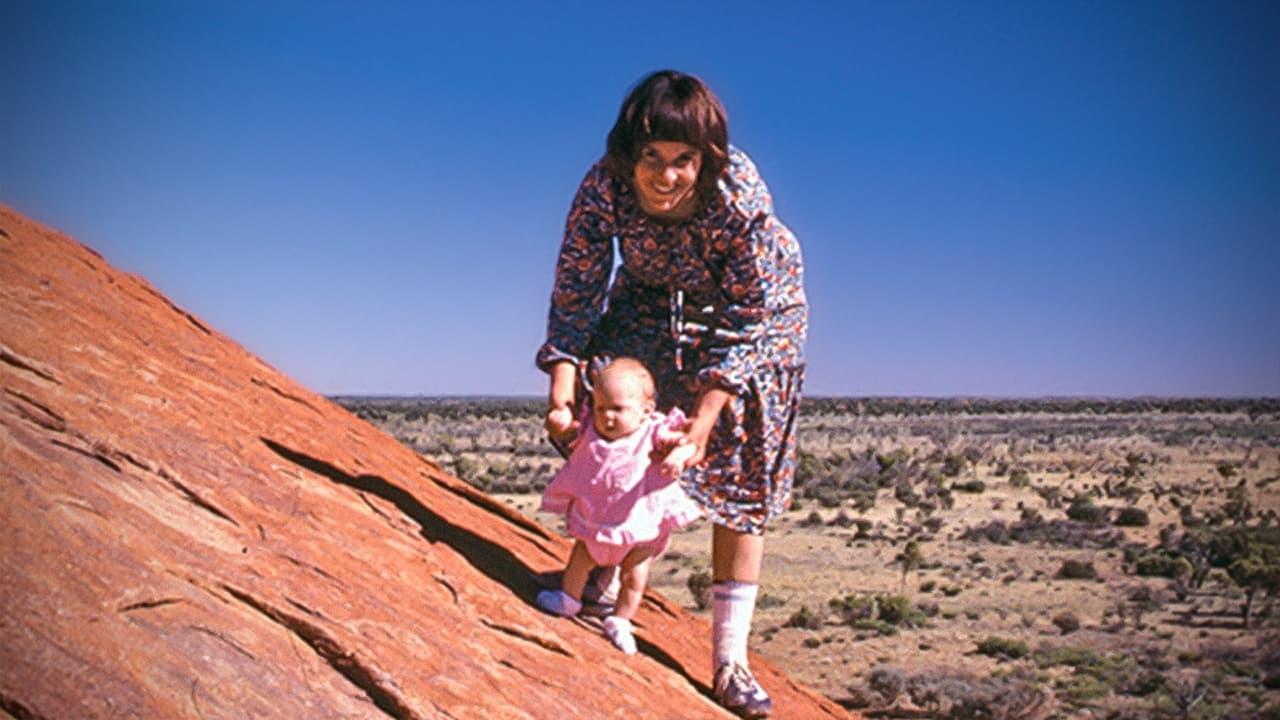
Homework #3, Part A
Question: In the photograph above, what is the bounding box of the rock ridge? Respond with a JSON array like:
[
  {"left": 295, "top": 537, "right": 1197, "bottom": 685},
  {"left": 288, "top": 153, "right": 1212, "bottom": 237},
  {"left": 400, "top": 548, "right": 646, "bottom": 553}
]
[{"left": 0, "top": 203, "right": 855, "bottom": 719}]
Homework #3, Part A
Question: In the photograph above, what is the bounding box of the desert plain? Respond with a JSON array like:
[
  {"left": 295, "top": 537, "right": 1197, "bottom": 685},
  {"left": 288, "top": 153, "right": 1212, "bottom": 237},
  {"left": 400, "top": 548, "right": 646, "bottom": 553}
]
[{"left": 338, "top": 396, "right": 1280, "bottom": 719}]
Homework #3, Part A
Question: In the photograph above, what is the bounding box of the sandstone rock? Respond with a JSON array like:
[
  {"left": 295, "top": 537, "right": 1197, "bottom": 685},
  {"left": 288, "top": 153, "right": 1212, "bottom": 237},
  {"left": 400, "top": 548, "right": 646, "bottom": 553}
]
[{"left": 0, "top": 204, "right": 855, "bottom": 719}]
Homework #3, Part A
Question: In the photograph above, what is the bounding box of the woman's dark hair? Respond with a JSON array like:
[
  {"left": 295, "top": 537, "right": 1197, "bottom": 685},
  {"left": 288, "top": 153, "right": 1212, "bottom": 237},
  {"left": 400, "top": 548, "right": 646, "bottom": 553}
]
[{"left": 604, "top": 70, "right": 729, "bottom": 201}]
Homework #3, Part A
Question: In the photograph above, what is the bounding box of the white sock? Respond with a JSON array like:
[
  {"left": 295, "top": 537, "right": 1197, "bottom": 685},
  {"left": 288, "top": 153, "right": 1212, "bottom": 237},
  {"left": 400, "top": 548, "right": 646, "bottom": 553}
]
[
  {"left": 603, "top": 615, "right": 636, "bottom": 655},
  {"left": 712, "top": 581, "right": 757, "bottom": 669}
]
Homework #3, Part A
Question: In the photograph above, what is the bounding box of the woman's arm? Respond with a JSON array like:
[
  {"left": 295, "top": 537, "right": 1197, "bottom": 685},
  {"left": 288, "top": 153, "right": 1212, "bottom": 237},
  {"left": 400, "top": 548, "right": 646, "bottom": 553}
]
[
  {"left": 535, "top": 163, "right": 617, "bottom": 372},
  {"left": 678, "top": 386, "right": 732, "bottom": 467},
  {"left": 545, "top": 360, "right": 579, "bottom": 444},
  {"left": 695, "top": 150, "right": 806, "bottom": 396}
]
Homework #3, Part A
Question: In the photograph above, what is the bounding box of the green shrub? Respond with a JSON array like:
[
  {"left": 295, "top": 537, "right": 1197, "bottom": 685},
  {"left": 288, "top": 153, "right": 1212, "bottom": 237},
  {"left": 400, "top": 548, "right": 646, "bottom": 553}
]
[
  {"left": 895, "top": 541, "right": 925, "bottom": 581},
  {"left": 1036, "top": 485, "right": 1063, "bottom": 508},
  {"left": 686, "top": 568, "right": 716, "bottom": 607},
  {"left": 829, "top": 593, "right": 926, "bottom": 628},
  {"left": 942, "top": 454, "right": 966, "bottom": 477},
  {"left": 828, "top": 509, "right": 856, "bottom": 528},
  {"left": 893, "top": 481, "right": 920, "bottom": 507},
  {"left": 1228, "top": 546, "right": 1280, "bottom": 627},
  {"left": 1056, "top": 559, "right": 1099, "bottom": 580},
  {"left": 876, "top": 448, "right": 911, "bottom": 472},
  {"left": 851, "top": 492, "right": 877, "bottom": 512},
  {"left": 757, "top": 593, "right": 787, "bottom": 610},
  {"left": 851, "top": 618, "right": 899, "bottom": 636},
  {"left": 784, "top": 605, "right": 824, "bottom": 630},
  {"left": 795, "top": 449, "right": 821, "bottom": 483},
  {"left": 452, "top": 454, "right": 481, "bottom": 483},
  {"left": 1114, "top": 506, "right": 1150, "bottom": 527},
  {"left": 1056, "top": 673, "right": 1111, "bottom": 703},
  {"left": 816, "top": 487, "right": 842, "bottom": 508},
  {"left": 877, "top": 594, "right": 927, "bottom": 628},
  {"left": 1066, "top": 499, "right": 1109, "bottom": 525},
  {"left": 1035, "top": 645, "right": 1100, "bottom": 669},
  {"left": 1052, "top": 612, "right": 1082, "bottom": 635},
  {"left": 829, "top": 594, "right": 877, "bottom": 624},
  {"left": 1077, "top": 654, "right": 1162, "bottom": 698},
  {"left": 976, "top": 636, "right": 1029, "bottom": 660},
  {"left": 687, "top": 571, "right": 713, "bottom": 610},
  {"left": 800, "top": 510, "right": 824, "bottom": 528},
  {"left": 1132, "top": 551, "right": 1192, "bottom": 579}
]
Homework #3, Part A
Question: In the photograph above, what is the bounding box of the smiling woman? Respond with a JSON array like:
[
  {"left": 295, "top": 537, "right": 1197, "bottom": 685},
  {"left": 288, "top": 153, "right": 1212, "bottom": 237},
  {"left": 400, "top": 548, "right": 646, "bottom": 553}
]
[
  {"left": 632, "top": 142, "right": 703, "bottom": 219},
  {"left": 535, "top": 69, "right": 808, "bottom": 719}
]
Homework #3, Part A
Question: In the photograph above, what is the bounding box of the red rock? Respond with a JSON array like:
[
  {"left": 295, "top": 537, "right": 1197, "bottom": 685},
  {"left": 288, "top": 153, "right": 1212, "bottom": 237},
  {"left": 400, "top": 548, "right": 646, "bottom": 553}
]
[{"left": 0, "top": 203, "right": 856, "bottom": 719}]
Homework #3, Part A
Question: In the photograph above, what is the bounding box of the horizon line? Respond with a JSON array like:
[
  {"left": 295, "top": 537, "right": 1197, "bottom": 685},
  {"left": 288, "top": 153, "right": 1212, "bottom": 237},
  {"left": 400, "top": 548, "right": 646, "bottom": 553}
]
[{"left": 326, "top": 393, "right": 1280, "bottom": 402}]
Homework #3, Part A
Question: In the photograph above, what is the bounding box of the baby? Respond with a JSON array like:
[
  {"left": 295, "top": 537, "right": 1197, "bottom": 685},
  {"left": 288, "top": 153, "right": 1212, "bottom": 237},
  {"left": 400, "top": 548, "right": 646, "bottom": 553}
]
[{"left": 537, "top": 358, "right": 703, "bottom": 654}]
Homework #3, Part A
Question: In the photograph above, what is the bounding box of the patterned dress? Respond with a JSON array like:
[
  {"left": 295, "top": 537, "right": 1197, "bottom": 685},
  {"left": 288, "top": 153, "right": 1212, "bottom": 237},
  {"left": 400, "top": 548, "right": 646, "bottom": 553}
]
[{"left": 537, "top": 146, "right": 808, "bottom": 535}]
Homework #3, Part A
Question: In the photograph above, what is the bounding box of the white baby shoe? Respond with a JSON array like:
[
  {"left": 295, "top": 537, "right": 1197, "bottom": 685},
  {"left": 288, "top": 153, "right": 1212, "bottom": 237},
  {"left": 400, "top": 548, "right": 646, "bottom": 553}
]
[{"left": 602, "top": 615, "right": 636, "bottom": 655}]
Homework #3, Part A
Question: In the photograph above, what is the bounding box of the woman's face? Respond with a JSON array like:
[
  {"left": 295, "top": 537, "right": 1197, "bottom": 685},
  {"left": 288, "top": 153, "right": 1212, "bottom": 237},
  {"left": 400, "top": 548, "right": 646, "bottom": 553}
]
[{"left": 633, "top": 141, "right": 702, "bottom": 218}]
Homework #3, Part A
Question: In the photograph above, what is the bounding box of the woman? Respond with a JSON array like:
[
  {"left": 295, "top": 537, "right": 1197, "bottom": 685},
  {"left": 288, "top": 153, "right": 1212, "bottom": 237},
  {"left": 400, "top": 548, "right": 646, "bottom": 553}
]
[{"left": 536, "top": 69, "right": 807, "bottom": 719}]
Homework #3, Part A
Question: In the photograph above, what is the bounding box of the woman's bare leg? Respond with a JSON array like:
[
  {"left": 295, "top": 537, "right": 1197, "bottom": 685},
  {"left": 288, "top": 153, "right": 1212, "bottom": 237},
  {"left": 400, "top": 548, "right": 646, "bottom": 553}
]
[{"left": 712, "top": 523, "right": 763, "bottom": 582}]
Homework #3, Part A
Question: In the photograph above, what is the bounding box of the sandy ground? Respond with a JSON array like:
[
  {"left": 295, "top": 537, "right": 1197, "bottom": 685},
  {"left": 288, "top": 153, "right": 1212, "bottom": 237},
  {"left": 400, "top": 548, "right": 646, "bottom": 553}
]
[
  {"left": 499, "top": 437, "right": 1280, "bottom": 715},
  {"left": 344, "top": 397, "right": 1280, "bottom": 715}
]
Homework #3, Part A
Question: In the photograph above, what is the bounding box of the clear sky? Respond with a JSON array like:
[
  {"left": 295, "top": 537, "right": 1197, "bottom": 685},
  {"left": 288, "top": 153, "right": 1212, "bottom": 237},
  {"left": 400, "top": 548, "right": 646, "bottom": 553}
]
[{"left": 3, "top": 1, "right": 1277, "bottom": 396}]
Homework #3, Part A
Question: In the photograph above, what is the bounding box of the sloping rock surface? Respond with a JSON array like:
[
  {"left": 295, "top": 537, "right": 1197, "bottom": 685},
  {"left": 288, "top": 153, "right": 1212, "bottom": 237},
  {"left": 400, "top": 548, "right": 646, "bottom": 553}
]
[{"left": 0, "top": 204, "right": 854, "bottom": 720}]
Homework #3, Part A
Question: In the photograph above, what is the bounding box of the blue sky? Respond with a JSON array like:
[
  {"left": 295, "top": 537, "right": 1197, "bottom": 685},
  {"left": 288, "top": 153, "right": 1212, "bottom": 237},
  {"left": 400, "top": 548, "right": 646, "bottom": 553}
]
[{"left": 3, "top": 1, "right": 1277, "bottom": 396}]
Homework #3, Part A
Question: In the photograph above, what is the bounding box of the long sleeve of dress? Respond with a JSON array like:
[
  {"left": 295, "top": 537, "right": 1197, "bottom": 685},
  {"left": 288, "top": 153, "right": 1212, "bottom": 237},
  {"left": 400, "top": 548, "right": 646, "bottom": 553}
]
[
  {"left": 695, "top": 152, "right": 808, "bottom": 394},
  {"left": 535, "top": 163, "right": 617, "bottom": 371}
]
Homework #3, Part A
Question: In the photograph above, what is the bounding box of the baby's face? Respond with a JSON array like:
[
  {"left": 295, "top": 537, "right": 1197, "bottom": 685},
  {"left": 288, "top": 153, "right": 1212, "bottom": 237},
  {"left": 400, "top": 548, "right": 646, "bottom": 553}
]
[{"left": 592, "top": 372, "right": 652, "bottom": 441}]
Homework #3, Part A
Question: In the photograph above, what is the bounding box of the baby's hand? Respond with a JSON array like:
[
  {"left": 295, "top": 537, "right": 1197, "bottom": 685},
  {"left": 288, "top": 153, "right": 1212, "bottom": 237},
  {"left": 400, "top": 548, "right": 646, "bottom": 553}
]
[
  {"left": 545, "top": 406, "right": 574, "bottom": 434},
  {"left": 660, "top": 441, "right": 699, "bottom": 478},
  {"left": 545, "top": 405, "right": 579, "bottom": 453}
]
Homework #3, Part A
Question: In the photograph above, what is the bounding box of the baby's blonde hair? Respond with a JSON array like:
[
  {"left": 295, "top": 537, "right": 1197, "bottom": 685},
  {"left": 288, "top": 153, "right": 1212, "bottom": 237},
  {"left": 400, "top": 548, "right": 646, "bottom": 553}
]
[{"left": 596, "top": 357, "right": 656, "bottom": 402}]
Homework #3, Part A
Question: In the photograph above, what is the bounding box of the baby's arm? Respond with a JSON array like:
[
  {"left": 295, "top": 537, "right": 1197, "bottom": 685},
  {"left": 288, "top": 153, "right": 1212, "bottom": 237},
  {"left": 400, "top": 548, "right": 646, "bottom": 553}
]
[{"left": 660, "top": 441, "right": 699, "bottom": 478}]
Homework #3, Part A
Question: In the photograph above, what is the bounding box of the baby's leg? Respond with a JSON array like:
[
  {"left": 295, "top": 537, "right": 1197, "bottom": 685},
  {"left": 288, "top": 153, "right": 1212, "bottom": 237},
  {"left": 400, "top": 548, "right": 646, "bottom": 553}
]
[
  {"left": 601, "top": 542, "right": 662, "bottom": 655},
  {"left": 537, "top": 541, "right": 596, "bottom": 617},
  {"left": 614, "top": 542, "right": 661, "bottom": 620},
  {"left": 583, "top": 565, "right": 621, "bottom": 608},
  {"left": 560, "top": 541, "right": 596, "bottom": 600}
]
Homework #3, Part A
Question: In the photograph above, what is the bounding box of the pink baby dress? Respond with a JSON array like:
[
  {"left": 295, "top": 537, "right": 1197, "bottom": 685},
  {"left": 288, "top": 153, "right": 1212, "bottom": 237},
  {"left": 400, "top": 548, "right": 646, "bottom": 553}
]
[{"left": 541, "top": 408, "right": 705, "bottom": 565}]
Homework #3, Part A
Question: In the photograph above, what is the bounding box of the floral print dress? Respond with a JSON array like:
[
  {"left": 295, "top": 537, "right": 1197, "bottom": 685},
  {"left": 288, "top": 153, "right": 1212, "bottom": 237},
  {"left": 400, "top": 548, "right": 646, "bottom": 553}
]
[{"left": 537, "top": 146, "right": 808, "bottom": 535}]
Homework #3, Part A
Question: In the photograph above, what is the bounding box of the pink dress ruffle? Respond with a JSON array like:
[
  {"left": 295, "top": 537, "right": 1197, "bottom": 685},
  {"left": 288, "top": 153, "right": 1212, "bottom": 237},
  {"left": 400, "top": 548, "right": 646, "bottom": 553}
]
[{"left": 541, "top": 408, "right": 704, "bottom": 552}]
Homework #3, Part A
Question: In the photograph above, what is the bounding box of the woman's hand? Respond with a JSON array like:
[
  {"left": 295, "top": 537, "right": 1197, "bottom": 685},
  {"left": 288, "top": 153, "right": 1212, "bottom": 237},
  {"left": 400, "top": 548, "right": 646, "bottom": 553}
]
[
  {"left": 659, "top": 440, "right": 700, "bottom": 478},
  {"left": 655, "top": 387, "right": 732, "bottom": 474}
]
